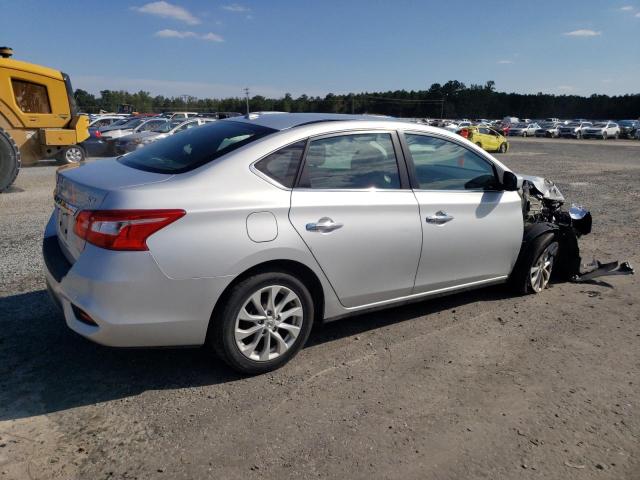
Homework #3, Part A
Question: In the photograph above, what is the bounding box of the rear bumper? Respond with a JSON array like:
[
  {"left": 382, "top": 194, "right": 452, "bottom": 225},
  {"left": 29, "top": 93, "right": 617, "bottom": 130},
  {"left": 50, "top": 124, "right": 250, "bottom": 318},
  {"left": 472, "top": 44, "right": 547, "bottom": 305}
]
[{"left": 43, "top": 229, "right": 233, "bottom": 348}]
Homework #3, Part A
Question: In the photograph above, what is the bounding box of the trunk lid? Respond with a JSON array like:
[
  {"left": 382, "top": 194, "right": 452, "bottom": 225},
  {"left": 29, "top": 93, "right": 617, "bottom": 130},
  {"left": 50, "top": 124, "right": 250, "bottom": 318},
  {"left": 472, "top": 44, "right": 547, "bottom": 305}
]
[{"left": 54, "top": 160, "right": 173, "bottom": 261}]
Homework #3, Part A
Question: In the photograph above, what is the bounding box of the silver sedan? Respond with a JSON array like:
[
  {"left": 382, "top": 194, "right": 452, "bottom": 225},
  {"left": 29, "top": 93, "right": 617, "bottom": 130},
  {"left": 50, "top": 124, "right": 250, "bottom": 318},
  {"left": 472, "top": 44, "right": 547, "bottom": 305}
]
[{"left": 44, "top": 113, "right": 609, "bottom": 373}]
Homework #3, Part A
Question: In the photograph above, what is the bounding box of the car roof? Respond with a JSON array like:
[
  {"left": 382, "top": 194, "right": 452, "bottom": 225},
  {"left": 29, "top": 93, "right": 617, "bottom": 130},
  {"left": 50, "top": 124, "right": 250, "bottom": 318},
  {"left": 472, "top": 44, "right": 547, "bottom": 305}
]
[{"left": 224, "top": 112, "right": 397, "bottom": 131}]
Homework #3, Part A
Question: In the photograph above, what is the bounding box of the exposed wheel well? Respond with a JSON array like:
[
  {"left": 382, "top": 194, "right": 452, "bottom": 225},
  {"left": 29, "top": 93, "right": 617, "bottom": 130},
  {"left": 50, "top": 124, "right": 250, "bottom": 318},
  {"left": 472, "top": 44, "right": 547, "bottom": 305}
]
[{"left": 207, "top": 260, "right": 326, "bottom": 340}]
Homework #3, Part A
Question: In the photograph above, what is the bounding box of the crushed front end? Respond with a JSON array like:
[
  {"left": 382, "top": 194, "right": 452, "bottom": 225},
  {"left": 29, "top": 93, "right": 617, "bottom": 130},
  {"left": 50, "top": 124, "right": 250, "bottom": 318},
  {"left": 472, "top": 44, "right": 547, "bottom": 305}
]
[{"left": 518, "top": 175, "right": 634, "bottom": 283}]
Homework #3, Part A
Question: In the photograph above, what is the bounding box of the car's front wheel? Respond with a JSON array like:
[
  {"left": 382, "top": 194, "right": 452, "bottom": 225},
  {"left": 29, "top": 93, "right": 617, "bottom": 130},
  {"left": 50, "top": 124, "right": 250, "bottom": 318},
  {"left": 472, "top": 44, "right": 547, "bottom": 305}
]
[
  {"left": 498, "top": 143, "right": 508, "bottom": 153},
  {"left": 509, "top": 233, "right": 559, "bottom": 294},
  {"left": 209, "top": 271, "right": 315, "bottom": 374}
]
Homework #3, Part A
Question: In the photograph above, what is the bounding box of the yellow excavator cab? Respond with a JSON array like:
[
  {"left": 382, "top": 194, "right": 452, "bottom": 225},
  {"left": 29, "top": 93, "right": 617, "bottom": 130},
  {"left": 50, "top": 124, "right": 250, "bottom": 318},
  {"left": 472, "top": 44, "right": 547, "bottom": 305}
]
[{"left": 0, "top": 47, "right": 89, "bottom": 191}]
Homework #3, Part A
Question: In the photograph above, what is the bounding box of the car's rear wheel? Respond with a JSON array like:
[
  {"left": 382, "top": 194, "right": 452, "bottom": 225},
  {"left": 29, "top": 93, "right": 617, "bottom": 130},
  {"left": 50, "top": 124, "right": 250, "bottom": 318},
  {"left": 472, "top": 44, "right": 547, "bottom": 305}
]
[
  {"left": 0, "top": 127, "right": 20, "bottom": 193},
  {"left": 56, "top": 145, "right": 86, "bottom": 165},
  {"left": 209, "top": 271, "right": 315, "bottom": 374},
  {"left": 498, "top": 143, "right": 507, "bottom": 153},
  {"left": 509, "top": 233, "right": 559, "bottom": 294}
]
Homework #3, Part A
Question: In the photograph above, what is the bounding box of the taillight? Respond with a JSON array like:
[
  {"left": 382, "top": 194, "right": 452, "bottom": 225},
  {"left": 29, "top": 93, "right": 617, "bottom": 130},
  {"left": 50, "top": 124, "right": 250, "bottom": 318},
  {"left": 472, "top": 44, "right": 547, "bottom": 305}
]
[
  {"left": 94, "top": 130, "right": 102, "bottom": 138},
  {"left": 74, "top": 209, "right": 185, "bottom": 251},
  {"left": 460, "top": 128, "right": 469, "bottom": 139}
]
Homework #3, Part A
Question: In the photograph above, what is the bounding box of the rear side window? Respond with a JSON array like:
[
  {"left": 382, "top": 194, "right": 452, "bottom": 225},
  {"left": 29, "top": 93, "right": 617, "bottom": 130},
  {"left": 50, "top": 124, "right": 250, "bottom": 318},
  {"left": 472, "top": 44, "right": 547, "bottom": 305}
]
[
  {"left": 298, "top": 133, "right": 400, "bottom": 189},
  {"left": 119, "top": 121, "right": 276, "bottom": 173},
  {"left": 254, "top": 140, "right": 306, "bottom": 188},
  {"left": 405, "top": 134, "right": 498, "bottom": 191},
  {"left": 12, "top": 79, "right": 51, "bottom": 113}
]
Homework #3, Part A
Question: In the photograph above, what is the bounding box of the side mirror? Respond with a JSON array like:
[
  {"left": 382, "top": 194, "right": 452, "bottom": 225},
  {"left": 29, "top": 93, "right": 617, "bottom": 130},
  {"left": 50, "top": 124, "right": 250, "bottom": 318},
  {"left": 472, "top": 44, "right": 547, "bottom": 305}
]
[{"left": 502, "top": 171, "right": 518, "bottom": 191}]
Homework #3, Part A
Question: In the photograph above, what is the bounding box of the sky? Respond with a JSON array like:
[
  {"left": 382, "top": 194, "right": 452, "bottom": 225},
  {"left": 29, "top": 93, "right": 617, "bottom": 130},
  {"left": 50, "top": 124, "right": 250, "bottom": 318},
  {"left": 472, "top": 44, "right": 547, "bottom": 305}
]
[{"left": 1, "top": 0, "right": 639, "bottom": 99}]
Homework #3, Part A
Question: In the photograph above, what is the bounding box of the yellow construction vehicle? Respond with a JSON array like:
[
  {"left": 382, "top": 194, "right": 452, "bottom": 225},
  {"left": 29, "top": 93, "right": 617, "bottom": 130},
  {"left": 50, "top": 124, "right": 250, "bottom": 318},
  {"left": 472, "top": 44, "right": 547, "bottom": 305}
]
[{"left": 0, "top": 47, "right": 89, "bottom": 191}]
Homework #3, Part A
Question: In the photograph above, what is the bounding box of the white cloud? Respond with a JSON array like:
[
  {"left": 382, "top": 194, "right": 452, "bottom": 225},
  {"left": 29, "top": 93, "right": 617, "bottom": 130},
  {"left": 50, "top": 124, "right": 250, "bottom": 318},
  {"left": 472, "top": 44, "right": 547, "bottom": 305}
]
[
  {"left": 556, "top": 85, "right": 575, "bottom": 92},
  {"left": 222, "top": 3, "right": 251, "bottom": 12},
  {"left": 154, "top": 30, "right": 224, "bottom": 42},
  {"left": 563, "top": 29, "right": 602, "bottom": 37},
  {"left": 154, "top": 29, "right": 197, "bottom": 38},
  {"left": 497, "top": 60, "right": 514, "bottom": 64},
  {"left": 132, "top": 1, "right": 200, "bottom": 25},
  {"left": 620, "top": 5, "right": 634, "bottom": 11},
  {"left": 636, "top": 11, "right": 640, "bottom": 17},
  {"left": 201, "top": 32, "right": 224, "bottom": 42}
]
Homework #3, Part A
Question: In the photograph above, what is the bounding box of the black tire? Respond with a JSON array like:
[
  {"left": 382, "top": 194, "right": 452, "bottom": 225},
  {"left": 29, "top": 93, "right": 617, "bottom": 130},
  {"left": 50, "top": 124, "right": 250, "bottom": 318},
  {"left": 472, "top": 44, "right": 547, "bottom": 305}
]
[
  {"left": 522, "top": 132, "right": 527, "bottom": 138},
  {"left": 475, "top": 142, "right": 483, "bottom": 149},
  {"left": 209, "top": 271, "right": 315, "bottom": 374},
  {"left": 498, "top": 143, "right": 507, "bottom": 153},
  {"left": 602, "top": 132, "right": 608, "bottom": 140},
  {"left": 0, "top": 127, "right": 20, "bottom": 193},
  {"left": 509, "top": 233, "right": 559, "bottom": 295},
  {"left": 56, "top": 145, "right": 86, "bottom": 165},
  {"left": 576, "top": 132, "right": 582, "bottom": 139}
]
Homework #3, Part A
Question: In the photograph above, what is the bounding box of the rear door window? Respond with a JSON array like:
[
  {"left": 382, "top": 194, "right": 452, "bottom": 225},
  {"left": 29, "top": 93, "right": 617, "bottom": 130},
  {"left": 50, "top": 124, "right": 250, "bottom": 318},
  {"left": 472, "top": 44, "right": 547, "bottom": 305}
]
[{"left": 298, "top": 133, "right": 400, "bottom": 189}]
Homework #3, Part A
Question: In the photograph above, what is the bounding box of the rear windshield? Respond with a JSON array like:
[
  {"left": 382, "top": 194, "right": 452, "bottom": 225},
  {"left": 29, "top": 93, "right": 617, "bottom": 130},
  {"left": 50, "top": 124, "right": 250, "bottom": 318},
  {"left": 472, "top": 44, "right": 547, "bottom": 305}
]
[{"left": 118, "top": 120, "right": 276, "bottom": 173}]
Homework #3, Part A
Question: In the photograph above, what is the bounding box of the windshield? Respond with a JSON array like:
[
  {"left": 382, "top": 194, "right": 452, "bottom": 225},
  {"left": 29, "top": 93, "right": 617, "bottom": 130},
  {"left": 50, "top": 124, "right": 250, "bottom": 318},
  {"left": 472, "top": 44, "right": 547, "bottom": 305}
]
[
  {"left": 618, "top": 120, "right": 635, "bottom": 126},
  {"left": 118, "top": 121, "right": 276, "bottom": 174},
  {"left": 514, "top": 123, "right": 527, "bottom": 128},
  {"left": 540, "top": 122, "right": 555, "bottom": 128},
  {"left": 593, "top": 123, "right": 607, "bottom": 127},
  {"left": 567, "top": 122, "right": 580, "bottom": 127},
  {"left": 119, "top": 118, "right": 144, "bottom": 129},
  {"left": 153, "top": 120, "right": 183, "bottom": 133}
]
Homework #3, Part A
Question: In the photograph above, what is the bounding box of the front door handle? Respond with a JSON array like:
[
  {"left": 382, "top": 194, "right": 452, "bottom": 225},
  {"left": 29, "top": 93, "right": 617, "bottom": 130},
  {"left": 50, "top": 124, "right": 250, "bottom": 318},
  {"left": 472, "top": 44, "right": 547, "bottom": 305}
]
[
  {"left": 425, "top": 211, "right": 454, "bottom": 225},
  {"left": 306, "top": 217, "right": 343, "bottom": 233}
]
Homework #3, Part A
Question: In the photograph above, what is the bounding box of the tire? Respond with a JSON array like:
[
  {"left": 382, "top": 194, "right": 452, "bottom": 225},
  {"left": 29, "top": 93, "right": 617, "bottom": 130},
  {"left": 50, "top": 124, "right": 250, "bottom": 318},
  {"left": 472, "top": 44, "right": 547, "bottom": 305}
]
[
  {"left": 498, "top": 143, "right": 507, "bottom": 153},
  {"left": 509, "top": 233, "right": 559, "bottom": 295},
  {"left": 209, "top": 271, "right": 315, "bottom": 374},
  {"left": 0, "top": 128, "right": 21, "bottom": 193},
  {"left": 576, "top": 132, "right": 582, "bottom": 139},
  {"left": 522, "top": 132, "right": 527, "bottom": 138},
  {"left": 475, "top": 142, "right": 483, "bottom": 149},
  {"left": 614, "top": 132, "right": 619, "bottom": 140},
  {"left": 56, "top": 145, "right": 86, "bottom": 165},
  {"left": 602, "top": 132, "right": 608, "bottom": 140}
]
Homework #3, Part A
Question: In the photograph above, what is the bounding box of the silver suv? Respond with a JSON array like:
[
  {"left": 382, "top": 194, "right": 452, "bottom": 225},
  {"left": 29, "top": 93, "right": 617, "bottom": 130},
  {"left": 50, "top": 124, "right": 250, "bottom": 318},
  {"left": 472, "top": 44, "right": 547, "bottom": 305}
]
[{"left": 43, "top": 113, "right": 628, "bottom": 374}]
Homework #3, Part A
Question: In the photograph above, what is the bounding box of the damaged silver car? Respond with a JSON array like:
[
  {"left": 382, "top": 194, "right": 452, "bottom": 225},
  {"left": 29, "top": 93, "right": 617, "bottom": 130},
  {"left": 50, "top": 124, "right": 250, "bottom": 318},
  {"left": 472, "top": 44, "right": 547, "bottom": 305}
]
[{"left": 43, "top": 113, "right": 633, "bottom": 374}]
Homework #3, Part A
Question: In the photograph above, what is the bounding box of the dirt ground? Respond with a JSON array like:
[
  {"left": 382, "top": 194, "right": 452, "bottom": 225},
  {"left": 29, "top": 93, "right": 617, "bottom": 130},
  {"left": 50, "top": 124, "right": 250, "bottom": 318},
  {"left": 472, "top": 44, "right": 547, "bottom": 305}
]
[{"left": 0, "top": 137, "right": 638, "bottom": 480}]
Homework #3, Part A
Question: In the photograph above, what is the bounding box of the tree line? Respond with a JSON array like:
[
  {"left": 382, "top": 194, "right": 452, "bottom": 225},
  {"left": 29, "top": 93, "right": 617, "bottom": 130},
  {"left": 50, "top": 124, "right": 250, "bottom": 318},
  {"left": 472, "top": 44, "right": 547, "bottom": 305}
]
[{"left": 74, "top": 80, "right": 640, "bottom": 120}]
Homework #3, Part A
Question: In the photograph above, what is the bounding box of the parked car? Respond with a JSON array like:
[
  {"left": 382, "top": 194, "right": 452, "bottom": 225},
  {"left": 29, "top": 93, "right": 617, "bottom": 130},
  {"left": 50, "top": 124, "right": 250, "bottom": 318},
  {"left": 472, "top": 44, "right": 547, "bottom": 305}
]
[
  {"left": 535, "top": 122, "right": 561, "bottom": 138},
  {"left": 161, "top": 112, "right": 198, "bottom": 120},
  {"left": 508, "top": 122, "right": 540, "bottom": 137},
  {"left": 558, "top": 121, "right": 592, "bottom": 139},
  {"left": 96, "top": 118, "right": 169, "bottom": 156},
  {"left": 460, "top": 126, "right": 509, "bottom": 153},
  {"left": 582, "top": 121, "right": 620, "bottom": 140},
  {"left": 43, "top": 113, "right": 633, "bottom": 374},
  {"left": 89, "top": 115, "right": 127, "bottom": 129},
  {"left": 617, "top": 120, "right": 639, "bottom": 139},
  {"left": 114, "top": 118, "right": 214, "bottom": 154}
]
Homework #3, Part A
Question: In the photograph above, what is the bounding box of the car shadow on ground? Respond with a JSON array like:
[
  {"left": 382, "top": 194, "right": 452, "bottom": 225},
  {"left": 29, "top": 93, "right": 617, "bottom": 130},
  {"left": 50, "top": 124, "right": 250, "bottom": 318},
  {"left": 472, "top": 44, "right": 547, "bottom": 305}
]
[{"left": 0, "top": 286, "right": 512, "bottom": 421}]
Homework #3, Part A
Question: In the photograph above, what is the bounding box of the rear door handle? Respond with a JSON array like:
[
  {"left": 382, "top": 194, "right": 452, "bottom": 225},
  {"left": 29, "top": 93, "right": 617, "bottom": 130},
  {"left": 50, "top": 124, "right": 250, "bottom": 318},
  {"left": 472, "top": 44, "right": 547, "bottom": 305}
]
[
  {"left": 306, "top": 217, "right": 343, "bottom": 233},
  {"left": 425, "top": 211, "right": 454, "bottom": 225}
]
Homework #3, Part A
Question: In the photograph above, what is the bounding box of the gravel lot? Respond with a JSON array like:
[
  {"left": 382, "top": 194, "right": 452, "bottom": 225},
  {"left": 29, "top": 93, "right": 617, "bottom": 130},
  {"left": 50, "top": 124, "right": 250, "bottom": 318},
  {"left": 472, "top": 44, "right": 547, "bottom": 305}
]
[{"left": 0, "top": 137, "right": 638, "bottom": 479}]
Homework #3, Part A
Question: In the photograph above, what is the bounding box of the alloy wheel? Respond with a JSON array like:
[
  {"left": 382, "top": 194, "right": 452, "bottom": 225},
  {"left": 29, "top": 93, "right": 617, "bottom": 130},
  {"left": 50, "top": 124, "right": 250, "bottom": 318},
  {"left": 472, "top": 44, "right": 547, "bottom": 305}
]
[
  {"left": 234, "top": 285, "right": 304, "bottom": 361},
  {"left": 529, "top": 243, "right": 558, "bottom": 292},
  {"left": 65, "top": 147, "right": 83, "bottom": 163}
]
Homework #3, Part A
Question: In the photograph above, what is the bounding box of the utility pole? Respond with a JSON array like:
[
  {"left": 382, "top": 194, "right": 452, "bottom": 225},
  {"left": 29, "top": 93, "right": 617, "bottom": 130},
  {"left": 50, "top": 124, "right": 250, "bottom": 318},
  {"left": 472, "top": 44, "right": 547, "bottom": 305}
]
[{"left": 243, "top": 87, "right": 250, "bottom": 115}]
